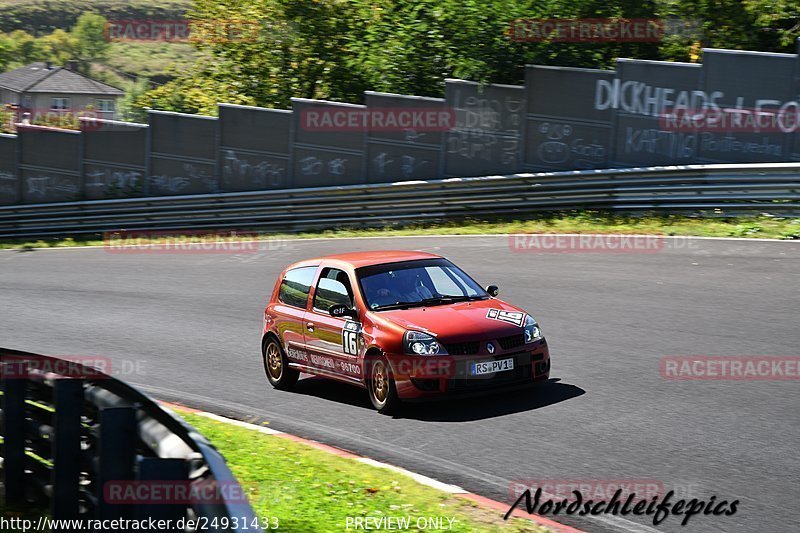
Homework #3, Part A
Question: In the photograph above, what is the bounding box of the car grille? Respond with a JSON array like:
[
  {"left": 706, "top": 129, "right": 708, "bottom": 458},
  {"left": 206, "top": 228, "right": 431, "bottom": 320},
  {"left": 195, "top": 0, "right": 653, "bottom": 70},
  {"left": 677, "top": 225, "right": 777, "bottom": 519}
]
[
  {"left": 497, "top": 333, "right": 525, "bottom": 350},
  {"left": 443, "top": 341, "right": 480, "bottom": 355}
]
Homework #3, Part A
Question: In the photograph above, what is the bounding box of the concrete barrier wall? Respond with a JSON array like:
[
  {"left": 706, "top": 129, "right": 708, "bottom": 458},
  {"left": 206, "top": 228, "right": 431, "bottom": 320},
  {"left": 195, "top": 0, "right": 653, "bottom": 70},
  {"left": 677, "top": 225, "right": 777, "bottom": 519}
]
[
  {"left": 0, "top": 45, "right": 798, "bottom": 204},
  {"left": 18, "top": 126, "right": 82, "bottom": 203},
  {"left": 148, "top": 110, "right": 218, "bottom": 196},
  {"left": 82, "top": 119, "right": 148, "bottom": 200},
  {"left": 218, "top": 103, "right": 291, "bottom": 191},
  {"left": 444, "top": 80, "right": 525, "bottom": 177}
]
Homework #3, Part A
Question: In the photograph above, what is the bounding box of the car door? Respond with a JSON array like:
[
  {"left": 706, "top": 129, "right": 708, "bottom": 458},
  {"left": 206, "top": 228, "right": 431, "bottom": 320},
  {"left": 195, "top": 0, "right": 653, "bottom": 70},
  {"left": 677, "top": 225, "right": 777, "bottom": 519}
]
[
  {"left": 273, "top": 265, "right": 318, "bottom": 366},
  {"left": 304, "top": 267, "right": 363, "bottom": 382}
]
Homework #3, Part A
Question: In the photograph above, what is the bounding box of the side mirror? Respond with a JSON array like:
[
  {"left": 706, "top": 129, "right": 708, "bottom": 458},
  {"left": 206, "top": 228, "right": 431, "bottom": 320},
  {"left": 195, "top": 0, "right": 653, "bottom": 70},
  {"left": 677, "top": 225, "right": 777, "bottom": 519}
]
[
  {"left": 486, "top": 285, "right": 499, "bottom": 297},
  {"left": 329, "top": 304, "right": 358, "bottom": 320}
]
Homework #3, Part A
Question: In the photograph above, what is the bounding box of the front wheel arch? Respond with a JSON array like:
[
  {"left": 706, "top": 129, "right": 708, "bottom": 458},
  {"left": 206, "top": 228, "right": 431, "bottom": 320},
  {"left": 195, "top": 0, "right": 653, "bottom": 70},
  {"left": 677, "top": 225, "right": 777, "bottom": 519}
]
[
  {"left": 362, "top": 347, "right": 385, "bottom": 381},
  {"left": 364, "top": 350, "right": 399, "bottom": 414}
]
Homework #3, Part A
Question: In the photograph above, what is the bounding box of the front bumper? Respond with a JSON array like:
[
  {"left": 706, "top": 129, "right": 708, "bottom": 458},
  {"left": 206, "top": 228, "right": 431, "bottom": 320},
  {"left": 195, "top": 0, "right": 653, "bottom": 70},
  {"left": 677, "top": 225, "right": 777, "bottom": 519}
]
[{"left": 386, "top": 339, "right": 550, "bottom": 400}]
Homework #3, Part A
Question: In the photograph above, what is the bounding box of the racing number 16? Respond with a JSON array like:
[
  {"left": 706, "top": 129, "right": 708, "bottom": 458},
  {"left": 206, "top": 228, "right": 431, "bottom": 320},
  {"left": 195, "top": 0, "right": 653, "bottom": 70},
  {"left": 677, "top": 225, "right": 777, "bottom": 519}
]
[
  {"left": 343, "top": 330, "right": 358, "bottom": 355},
  {"left": 342, "top": 321, "right": 359, "bottom": 356}
]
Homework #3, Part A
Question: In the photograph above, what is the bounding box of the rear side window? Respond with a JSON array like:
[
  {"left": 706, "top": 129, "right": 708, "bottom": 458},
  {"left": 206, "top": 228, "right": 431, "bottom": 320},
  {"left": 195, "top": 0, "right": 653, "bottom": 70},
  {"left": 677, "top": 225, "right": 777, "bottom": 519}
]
[{"left": 278, "top": 266, "right": 317, "bottom": 309}]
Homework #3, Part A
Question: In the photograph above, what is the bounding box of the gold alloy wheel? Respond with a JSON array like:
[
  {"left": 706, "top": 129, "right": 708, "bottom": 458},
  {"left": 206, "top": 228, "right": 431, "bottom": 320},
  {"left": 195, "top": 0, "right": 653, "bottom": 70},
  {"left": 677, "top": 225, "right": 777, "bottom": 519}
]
[
  {"left": 266, "top": 343, "right": 282, "bottom": 380},
  {"left": 371, "top": 360, "right": 388, "bottom": 404}
]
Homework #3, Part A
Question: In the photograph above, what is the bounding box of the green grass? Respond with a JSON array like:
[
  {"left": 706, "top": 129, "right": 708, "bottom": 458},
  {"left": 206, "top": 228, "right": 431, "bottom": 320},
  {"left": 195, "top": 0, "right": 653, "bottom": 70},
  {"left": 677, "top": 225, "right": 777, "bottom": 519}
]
[
  {"left": 0, "top": 0, "right": 191, "bottom": 34},
  {"left": 0, "top": 213, "right": 798, "bottom": 250},
  {"left": 104, "top": 41, "right": 208, "bottom": 81},
  {"left": 182, "top": 413, "right": 545, "bottom": 532},
  {"left": 1, "top": 408, "right": 547, "bottom": 531}
]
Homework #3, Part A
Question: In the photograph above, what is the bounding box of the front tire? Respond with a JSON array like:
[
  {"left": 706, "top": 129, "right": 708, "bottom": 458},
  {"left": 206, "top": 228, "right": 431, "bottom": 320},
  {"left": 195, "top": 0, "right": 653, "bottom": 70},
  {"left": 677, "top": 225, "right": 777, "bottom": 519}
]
[
  {"left": 367, "top": 356, "right": 399, "bottom": 414},
  {"left": 263, "top": 337, "right": 299, "bottom": 390}
]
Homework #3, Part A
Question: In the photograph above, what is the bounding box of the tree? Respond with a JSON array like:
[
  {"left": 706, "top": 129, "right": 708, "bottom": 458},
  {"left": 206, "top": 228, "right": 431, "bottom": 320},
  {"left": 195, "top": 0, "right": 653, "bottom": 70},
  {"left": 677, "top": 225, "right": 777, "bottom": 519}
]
[
  {"left": 745, "top": 0, "right": 800, "bottom": 51},
  {"left": 118, "top": 77, "right": 152, "bottom": 122},
  {"left": 135, "top": 0, "right": 797, "bottom": 116},
  {"left": 0, "top": 33, "right": 15, "bottom": 71},
  {"left": 7, "top": 30, "right": 47, "bottom": 64},
  {"left": 39, "top": 29, "right": 80, "bottom": 66},
  {"left": 72, "top": 13, "right": 110, "bottom": 65},
  {"left": 134, "top": 74, "right": 256, "bottom": 116}
]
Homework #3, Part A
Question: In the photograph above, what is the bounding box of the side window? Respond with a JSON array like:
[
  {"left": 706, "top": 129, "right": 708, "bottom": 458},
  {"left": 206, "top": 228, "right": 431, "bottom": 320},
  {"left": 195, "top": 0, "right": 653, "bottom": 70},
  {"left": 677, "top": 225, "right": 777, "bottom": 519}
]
[
  {"left": 313, "top": 268, "right": 354, "bottom": 313},
  {"left": 278, "top": 266, "right": 317, "bottom": 309}
]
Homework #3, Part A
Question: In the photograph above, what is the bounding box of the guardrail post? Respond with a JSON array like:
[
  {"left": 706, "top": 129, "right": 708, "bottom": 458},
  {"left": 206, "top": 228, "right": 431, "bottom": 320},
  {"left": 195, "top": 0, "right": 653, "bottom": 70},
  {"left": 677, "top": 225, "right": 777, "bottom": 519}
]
[
  {"left": 1, "top": 364, "right": 26, "bottom": 505},
  {"left": 96, "top": 406, "right": 137, "bottom": 521},
  {"left": 136, "top": 457, "right": 188, "bottom": 529},
  {"left": 51, "top": 379, "right": 83, "bottom": 524}
]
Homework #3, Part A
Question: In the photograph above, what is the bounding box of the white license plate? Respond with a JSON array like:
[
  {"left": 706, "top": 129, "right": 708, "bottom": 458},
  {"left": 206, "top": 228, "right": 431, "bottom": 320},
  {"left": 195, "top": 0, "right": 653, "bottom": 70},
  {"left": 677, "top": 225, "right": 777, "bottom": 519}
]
[{"left": 471, "top": 358, "right": 514, "bottom": 376}]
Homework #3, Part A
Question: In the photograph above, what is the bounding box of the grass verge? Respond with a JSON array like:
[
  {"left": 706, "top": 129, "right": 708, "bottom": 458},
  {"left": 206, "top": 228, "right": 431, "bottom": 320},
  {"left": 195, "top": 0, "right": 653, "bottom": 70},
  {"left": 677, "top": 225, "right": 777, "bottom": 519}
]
[
  {"left": 0, "top": 213, "right": 798, "bottom": 250},
  {"left": 181, "top": 412, "right": 547, "bottom": 532}
]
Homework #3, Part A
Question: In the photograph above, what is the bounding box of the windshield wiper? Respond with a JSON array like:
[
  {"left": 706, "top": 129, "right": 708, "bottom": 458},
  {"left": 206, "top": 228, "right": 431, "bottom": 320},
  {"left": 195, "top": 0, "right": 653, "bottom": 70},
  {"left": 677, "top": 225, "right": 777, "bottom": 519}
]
[
  {"left": 372, "top": 295, "right": 485, "bottom": 310},
  {"left": 436, "top": 295, "right": 487, "bottom": 302},
  {"left": 372, "top": 300, "right": 427, "bottom": 311}
]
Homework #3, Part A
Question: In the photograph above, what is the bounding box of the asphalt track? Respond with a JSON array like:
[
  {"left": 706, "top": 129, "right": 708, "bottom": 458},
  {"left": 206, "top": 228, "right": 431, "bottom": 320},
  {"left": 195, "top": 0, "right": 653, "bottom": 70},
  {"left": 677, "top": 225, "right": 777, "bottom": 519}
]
[{"left": 1, "top": 235, "right": 798, "bottom": 533}]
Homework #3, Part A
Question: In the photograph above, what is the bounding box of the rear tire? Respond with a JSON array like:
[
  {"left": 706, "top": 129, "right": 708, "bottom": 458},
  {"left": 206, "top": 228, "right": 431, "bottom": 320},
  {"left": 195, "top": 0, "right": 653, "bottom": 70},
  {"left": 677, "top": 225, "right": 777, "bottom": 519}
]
[
  {"left": 367, "top": 355, "right": 399, "bottom": 415},
  {"left": 263, "top": 337, "right": 299, "bottom": 390}
]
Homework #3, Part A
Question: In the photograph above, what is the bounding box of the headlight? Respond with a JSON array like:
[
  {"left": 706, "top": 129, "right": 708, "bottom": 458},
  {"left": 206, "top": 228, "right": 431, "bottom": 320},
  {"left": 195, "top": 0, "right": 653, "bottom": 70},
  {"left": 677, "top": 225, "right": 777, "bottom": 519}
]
[
  {"left": 524, "top": 315, "right": 543, "bottom": 343},
  {"left": 403, "top": 330, "right": 448, "bottom": 355}
]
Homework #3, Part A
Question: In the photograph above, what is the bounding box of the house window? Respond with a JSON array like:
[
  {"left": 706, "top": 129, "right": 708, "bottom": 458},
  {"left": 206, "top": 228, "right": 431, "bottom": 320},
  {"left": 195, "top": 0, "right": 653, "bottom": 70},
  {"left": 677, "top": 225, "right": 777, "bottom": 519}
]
[
  {"left": 51, "top": 98, "right": 70, "bottom": 110},
  {"left": 22, "top": 96, "right": 32, "bottom": 108},
  {"left": 96, "top": 99, "right": 115, "bottom": 113}
]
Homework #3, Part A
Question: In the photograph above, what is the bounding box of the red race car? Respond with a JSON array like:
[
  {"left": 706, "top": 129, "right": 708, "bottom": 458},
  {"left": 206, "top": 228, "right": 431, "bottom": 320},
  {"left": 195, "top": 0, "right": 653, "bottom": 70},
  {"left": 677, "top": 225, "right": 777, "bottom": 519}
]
[{"left": 261, "top": 251, "right": 550, "bottom": 413}]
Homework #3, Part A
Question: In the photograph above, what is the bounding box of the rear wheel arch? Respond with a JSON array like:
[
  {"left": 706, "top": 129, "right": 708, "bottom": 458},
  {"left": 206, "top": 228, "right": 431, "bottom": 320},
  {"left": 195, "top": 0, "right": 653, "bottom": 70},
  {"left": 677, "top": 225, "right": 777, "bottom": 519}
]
[
  {"left": 262, "top": 331, "right": 281, "bottom": 354},
  {"left": 262, "top": 333, "right": 299, "bottom": 390}
]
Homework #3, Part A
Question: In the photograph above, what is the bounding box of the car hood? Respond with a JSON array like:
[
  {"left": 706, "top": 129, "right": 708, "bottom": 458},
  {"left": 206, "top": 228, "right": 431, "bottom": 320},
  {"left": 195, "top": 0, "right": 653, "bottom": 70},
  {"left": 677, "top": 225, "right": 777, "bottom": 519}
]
[{"left": 374, "top": 298, "right": 529, "bottom": 341}]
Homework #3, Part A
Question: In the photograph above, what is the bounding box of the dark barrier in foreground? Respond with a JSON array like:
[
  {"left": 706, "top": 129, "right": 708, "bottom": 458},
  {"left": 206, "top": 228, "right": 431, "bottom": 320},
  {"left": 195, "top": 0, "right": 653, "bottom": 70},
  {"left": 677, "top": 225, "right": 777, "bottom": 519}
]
[
  {"left": 0, "top": 348, "right": 259, "bottom": 531},
  {"left": 0, "top": 44, "right": 798, "bottom": 205},
  {"left": 0, "top": 133, "right": 16, "bottom": 204}
]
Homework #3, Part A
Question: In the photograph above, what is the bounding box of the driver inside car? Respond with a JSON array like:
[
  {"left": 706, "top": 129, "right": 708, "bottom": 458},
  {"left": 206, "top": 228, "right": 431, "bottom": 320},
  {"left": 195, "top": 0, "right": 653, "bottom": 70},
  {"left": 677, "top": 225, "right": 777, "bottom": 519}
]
[{"left": 366, "top": 269, "right": 435, "bottom": 308}]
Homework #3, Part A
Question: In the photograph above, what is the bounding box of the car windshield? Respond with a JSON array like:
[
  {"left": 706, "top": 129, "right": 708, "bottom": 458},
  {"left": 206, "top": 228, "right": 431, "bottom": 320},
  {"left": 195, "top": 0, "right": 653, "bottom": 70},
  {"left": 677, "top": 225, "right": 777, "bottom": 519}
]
[{"left": 357, "top": 259, "right": 487, "bottom": 311}]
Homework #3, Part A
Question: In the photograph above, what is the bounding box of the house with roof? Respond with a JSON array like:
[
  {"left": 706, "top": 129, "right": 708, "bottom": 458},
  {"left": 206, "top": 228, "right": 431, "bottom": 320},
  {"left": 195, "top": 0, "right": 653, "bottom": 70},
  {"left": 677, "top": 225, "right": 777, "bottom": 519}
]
[{"left": 0, "top": 61, "right": 124, "bottom": 123}]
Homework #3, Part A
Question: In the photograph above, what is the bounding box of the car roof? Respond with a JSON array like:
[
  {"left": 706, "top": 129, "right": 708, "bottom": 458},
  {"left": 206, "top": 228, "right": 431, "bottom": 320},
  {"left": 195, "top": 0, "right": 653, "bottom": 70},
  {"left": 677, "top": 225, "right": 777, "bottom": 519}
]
[{"left": 287, "top": 250, "right": 443, "bottom": 270}]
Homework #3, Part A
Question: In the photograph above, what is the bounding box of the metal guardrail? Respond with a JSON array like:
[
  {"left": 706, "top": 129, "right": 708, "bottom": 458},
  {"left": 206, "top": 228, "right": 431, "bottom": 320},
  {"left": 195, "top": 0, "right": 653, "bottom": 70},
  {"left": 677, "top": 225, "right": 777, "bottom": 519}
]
[
  {"left": 0, "top": 348, "right": 259, "bottom": 532},
  {"left": 0, "top": 163, "right": 798, "bottom": 239}
]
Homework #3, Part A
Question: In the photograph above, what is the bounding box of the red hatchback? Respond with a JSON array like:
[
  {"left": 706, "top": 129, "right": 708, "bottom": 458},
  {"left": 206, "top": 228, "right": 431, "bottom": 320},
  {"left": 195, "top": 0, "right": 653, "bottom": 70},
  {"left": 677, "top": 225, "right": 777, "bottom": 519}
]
[{"left": 261, "top": 251, "right": 550, "bottom": 413}]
